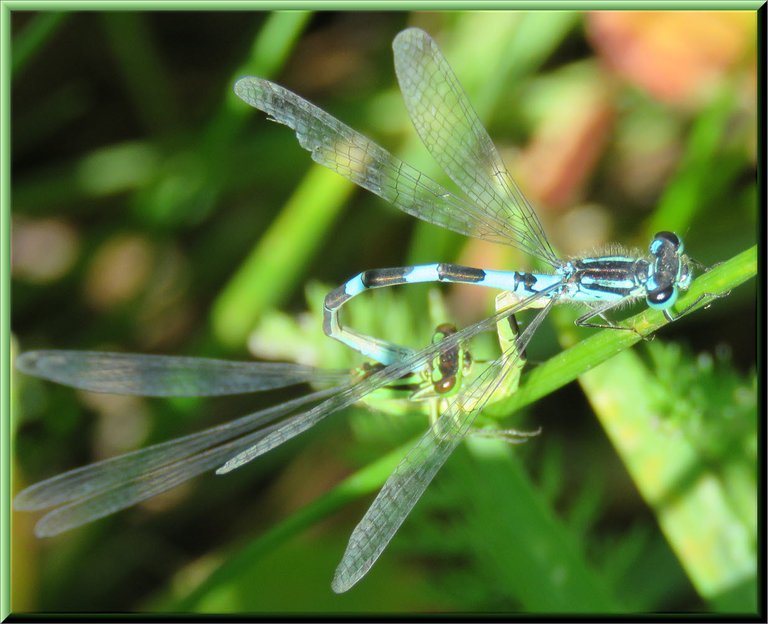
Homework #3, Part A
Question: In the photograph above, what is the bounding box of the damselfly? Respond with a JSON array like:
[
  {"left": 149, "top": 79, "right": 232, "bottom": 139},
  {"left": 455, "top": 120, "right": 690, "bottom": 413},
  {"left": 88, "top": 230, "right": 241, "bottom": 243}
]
[
  {"left": 234, "top": 27, "right": 717, "bottom": 369},
  {"left": 231, "top": 27, "right": 726, "bottom": 592},
  {"left": 14, "top": 292, "right": 532, "bottom": 591}
]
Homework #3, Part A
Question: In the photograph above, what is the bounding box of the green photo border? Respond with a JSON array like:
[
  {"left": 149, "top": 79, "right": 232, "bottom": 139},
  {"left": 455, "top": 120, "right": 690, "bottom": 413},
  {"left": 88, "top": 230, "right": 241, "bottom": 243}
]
[{"left": 1, "top": 1, "right": 762, "bottom": 618}]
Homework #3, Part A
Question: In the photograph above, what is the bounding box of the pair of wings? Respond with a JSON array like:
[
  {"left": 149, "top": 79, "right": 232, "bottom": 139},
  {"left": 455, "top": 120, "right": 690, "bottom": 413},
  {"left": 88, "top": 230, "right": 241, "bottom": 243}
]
[
  {"left": 15, "top": 288, "right": 556, "bottom": 591},
  {"left": 235, "top": 27, "right": 559, "bottom": 268}
]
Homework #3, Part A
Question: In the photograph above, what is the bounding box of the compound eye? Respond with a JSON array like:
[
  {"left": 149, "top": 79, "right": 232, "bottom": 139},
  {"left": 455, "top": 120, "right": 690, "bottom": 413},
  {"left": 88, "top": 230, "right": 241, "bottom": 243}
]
[
  {"left": 655, "top": 231, "right": 680, "bottom": 250},
  {"left": 435, "top": 377, "right": 455, "bottom": 394},
  {"left": 647, "top": 284, "right": 677, "bottom": 309}
]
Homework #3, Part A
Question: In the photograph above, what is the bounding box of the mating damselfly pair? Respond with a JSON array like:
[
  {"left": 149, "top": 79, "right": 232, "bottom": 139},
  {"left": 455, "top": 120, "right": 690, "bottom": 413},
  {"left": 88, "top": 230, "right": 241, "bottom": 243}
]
[{"left": 14, "top": 28, "right": 716, "bottom": 594}]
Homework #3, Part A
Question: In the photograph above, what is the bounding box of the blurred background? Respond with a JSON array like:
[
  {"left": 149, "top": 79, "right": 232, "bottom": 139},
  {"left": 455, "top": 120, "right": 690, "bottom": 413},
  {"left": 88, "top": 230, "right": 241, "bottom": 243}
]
[{"left": 10, "top": 10, "right": 757, "bottom": 613}]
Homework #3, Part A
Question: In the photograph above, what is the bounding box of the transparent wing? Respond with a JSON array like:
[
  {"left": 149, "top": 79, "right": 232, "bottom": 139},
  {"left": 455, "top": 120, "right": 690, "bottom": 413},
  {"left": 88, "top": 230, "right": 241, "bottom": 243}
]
[
  {"left": 218, "top": 287, "right": 556, "bottom": 474},
  {"left": 18, "top": 297, "right": 536, "bottom": 533},
  {"left": 331, "top": 295, "right": 558, "bottom": 593},
  {"left": 14, "top": 386, "right": 342, "bottom": 522},
  {"left": 16, "top": 350, "right": 348, "bottom": 397},
  {"left": 29, "top": 420, "right": 284, "bottom": 537},
  {"left": 235, "top": 77, "right": 520, "bottom": 247},
  {"left": 393, "top": 28, "right": 559, "bottom": 266},
  {"left": 19, "top": 307, "right": 532, "bottom": 533},
  {"left": 16, "top": 290, "right": 556, "bottom": 540},
  {"left": 17, "top": 301, "right": 519, "bottom": 534}
]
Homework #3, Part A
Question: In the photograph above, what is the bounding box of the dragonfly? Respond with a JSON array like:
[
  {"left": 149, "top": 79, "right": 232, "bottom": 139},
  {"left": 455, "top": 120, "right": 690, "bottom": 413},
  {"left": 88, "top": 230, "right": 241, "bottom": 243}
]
[
  {"left": 14, "top": 292, "right": 534, "bottom": 591},
  {"left": 234, "top": 27, "right": 714, "bottom": 369},
  {"left": 230, "top": 27, "right": 722, "bottom": 591}
]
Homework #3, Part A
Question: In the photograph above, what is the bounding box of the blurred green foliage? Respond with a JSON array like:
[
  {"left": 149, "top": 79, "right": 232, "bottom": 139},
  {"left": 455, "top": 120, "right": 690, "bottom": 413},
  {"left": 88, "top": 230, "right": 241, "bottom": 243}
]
[{"left": 11, "top": 10, "right": 757, "bottom": 615}]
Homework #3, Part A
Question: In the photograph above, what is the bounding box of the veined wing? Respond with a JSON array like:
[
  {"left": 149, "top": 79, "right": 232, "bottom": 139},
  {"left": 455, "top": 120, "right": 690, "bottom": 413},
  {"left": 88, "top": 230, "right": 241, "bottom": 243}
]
[
  {"left": 15, "top": 299, "right": 539, "bottom": 534},
  {"left": 331, "top": 294, "right": 558, "bottom": 593},
  {"left": 26, "top": 408, "right": 317, "bottom": 538},
  {"left": 15, "top": 295, "right": 532, "bottom": 535},
  {"left": 15, "top": 351, "right": 348, "bottom": 397},
  {"left": 216, "top": 287, "right": 554, "bottom": 475},
  {"left": 16, "top": 298, "right": 537, "bottom": 533},
  {"left": 14, "top": 386, "right": 343, "bottom": 525},
  {"left": 393, "top": 28, "right": 559, "bottom": 266},
  {"left": 235, "top": 77, "right": 517, "bottom": 247}
]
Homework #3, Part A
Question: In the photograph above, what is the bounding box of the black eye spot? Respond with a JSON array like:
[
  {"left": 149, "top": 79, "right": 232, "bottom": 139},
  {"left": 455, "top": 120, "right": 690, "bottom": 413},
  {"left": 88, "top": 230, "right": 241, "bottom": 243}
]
[
  {"left": 655, "top": 231, "right": 680, "bottom": 250},
  {"left": 647, "top": 284, "right": 675, "bottom": 308}
]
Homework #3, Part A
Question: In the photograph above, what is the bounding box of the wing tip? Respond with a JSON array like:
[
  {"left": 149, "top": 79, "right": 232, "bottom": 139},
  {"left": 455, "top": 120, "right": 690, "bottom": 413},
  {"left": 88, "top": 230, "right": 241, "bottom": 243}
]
[
  {"left": 34, "top": 513, "right": 68, "bottom": 538},
  {"left": 13, "top": 501, "right": 69, "bottom": 536},
  {"left": 12, "top": 488, "right": 39, "bottom": 512},
  {"left": 331, "top": 550, "right": 376, "bottom": 593},
  {"left": 16, "top": 350, "right": 45, "bottom": 376},
  {"left": 393, "top": 26, "right": 432, "bottom": 52},
  {"left": 330, "top": 578, "right": 349, "bottom": 594},
  {"left": 394, "top": 26, "right": 427, "bottom": 40},
  {"left": 215, "top": 459, "right": 237, "bottom": 475},
  {"left": 330, "top": 568, "right": 359, "bottom": 594},
  {"left": 233, "top": 76, "right": 259, "bottom": 100}
]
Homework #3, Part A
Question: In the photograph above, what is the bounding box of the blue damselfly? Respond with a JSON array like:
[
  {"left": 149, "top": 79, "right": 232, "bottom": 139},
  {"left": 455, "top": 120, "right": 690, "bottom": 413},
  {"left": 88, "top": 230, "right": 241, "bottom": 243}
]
[
  {"left": 234, "top": 28, "right": 716, "bottom": 367},
  {"left": 232, "top": 27, "right": 725, "bottom": 591}
]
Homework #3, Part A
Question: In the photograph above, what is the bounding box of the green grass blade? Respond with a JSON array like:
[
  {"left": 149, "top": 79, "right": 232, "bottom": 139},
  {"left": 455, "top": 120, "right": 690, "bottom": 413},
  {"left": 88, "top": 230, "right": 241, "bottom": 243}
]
[
  {"left": 447, "top": 441, "right": 624, "bottom": 612},
  {"left": 12, "top": 12, "right": 67, "bottom": 77},
  {"left": 580, "top": 346, "right": 756, "bottom": 612},
  {"left": 647, "top": 86, "right": 745, "bottom": 237},
  {"left": 212, "top": 167, "right": 353, "bottom": 347},
  {"left": 160, "top": 436, "right": 412, "bottom": 610}
]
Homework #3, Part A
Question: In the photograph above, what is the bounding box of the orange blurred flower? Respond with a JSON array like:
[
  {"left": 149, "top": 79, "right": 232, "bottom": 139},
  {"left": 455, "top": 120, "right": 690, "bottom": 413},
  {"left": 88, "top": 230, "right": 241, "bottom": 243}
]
[{"left": 588, "top": 12, "right": 755, "bottom": 107}]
